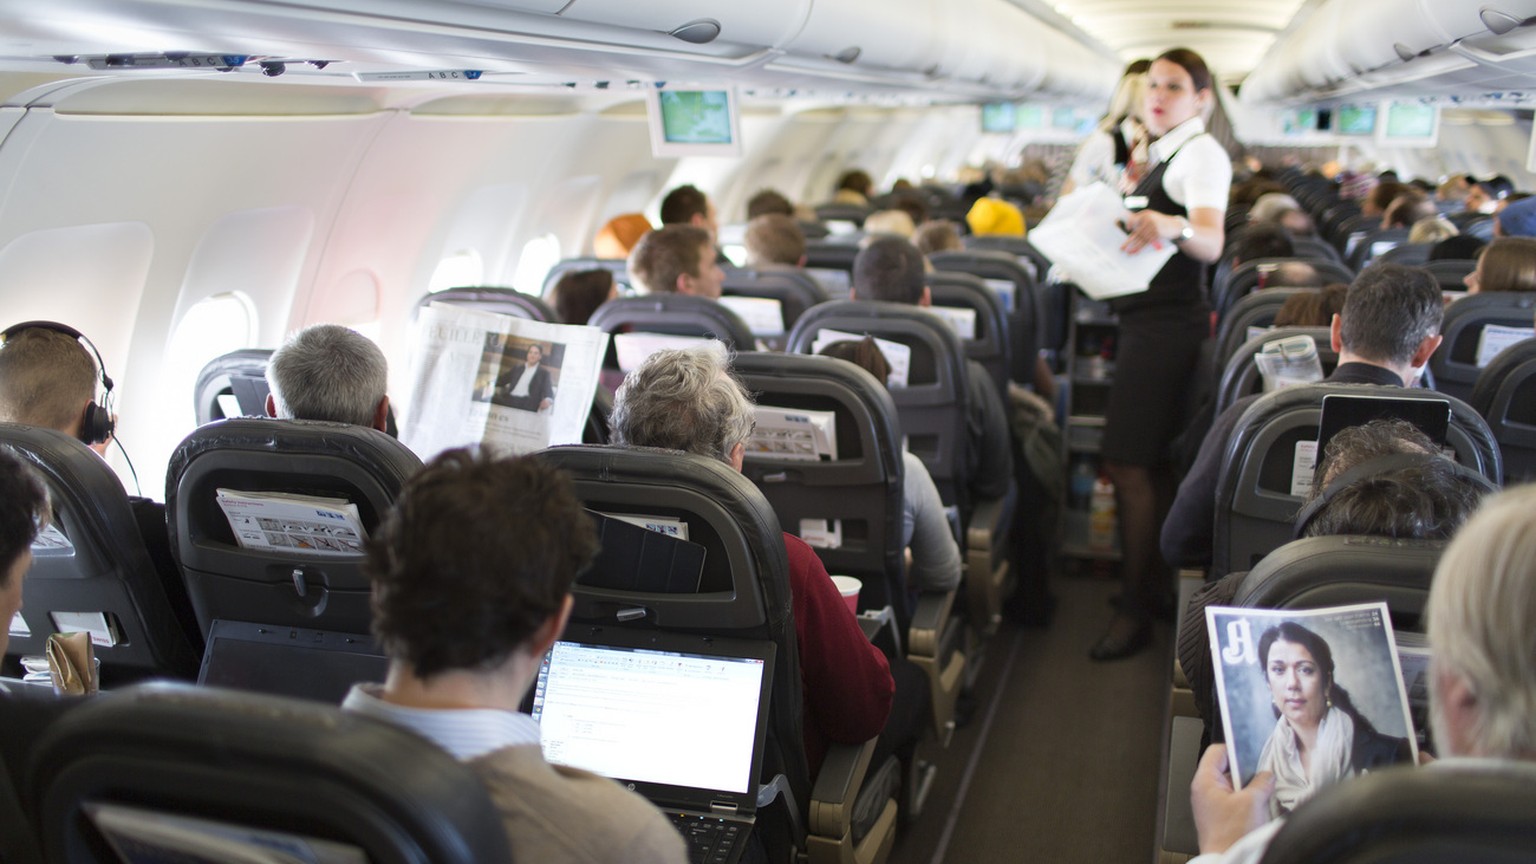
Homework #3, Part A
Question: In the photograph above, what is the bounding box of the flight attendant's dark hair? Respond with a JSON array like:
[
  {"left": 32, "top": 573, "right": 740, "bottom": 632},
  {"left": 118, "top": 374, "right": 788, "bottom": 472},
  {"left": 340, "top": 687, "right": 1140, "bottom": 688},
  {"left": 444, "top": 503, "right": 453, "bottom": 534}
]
[{"left": 1156, "top": 47, "right": 1212, "bottom": 93}]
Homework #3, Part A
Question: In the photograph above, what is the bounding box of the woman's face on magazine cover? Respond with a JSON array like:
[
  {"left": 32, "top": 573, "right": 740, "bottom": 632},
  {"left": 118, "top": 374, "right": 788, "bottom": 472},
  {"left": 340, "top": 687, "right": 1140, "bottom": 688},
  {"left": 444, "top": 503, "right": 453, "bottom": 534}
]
[{"left": 1267, "top": 639, "right": 1327, "bottom": 728}]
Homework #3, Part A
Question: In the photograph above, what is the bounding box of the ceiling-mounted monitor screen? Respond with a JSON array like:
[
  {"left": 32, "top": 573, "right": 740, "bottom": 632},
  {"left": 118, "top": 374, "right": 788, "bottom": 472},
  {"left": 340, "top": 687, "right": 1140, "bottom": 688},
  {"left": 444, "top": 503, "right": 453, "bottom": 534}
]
[
  {"left": 1017, "top": 105, "right": 1046, "bottom": 130},
  {"left": 981, "top": 102, "right": 1016, "bottom": 134},
  {"left": 1335, "top": 104, "right": 1379, "bottom": 136},
  {"left": 1281, "top": 107, "right": 1318, "bottom": 136},
  {"left": 645, "top": 86, "right": 742, "bottom": 158},
  {"left": 1377, "top": 102, "right": 1439, "bottom": 148}
]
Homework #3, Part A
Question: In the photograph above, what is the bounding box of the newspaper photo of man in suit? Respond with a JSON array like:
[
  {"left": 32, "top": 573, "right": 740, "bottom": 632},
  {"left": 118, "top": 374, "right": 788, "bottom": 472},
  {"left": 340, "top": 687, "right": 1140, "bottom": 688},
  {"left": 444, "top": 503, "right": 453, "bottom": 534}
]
[{"left": 493, "top": 342, "right": 555, "bottom": 412}]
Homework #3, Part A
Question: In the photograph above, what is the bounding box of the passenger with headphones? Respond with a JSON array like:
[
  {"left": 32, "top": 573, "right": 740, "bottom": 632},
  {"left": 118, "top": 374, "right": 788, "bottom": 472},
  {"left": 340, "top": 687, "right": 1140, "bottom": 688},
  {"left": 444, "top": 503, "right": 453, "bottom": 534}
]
[
  {"left": 0, "top": 321, "right": 198, "bottom": 646},
  {"left": 1175, "top": 419, "right": 1495, "bottom": 750},
  {"left": 1162, "top": 263, "right": 1447, "bottom": 570}
]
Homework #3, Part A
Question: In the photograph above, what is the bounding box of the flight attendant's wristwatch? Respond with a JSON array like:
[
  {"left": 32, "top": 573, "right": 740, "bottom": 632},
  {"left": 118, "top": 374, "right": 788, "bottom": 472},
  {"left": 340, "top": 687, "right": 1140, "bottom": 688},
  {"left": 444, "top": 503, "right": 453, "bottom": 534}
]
[{"left": 1176, "top": 218, "right": 1194, "bottom": 243}]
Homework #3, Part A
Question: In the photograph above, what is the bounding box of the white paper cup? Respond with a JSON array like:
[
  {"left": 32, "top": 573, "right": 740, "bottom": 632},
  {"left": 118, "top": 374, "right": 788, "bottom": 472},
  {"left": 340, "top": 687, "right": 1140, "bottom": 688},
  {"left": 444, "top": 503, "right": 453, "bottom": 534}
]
[{"left": 830, "top": 575, "right": 862, "bottom": 617}]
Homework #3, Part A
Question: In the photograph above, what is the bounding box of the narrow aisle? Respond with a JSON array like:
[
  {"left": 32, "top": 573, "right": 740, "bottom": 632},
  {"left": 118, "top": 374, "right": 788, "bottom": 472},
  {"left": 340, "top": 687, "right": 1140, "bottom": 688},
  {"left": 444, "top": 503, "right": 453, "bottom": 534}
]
[{"left": 893, "top": 575, "right": 1174, "bottom": 864}]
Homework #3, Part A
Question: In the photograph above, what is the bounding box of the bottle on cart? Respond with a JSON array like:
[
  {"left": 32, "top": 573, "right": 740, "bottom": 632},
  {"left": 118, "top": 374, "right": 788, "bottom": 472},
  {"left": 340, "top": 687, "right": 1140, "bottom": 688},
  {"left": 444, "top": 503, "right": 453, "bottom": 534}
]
[
  {"left": 1069, "top": 456, "right": 1096, "bottom": 511},
  {"left": 1088, "top": 473, "right": 1117, "bottom": 551}
]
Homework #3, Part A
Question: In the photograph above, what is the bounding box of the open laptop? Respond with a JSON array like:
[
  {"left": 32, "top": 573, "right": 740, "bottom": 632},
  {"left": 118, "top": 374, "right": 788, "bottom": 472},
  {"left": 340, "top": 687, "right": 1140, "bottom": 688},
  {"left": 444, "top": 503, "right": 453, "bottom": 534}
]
[
  {"left": 528, "top": 624, "right": 775, "bottom": 864},
  {"left": 197, "top": 619, "right": 388, "bottom": 704}
]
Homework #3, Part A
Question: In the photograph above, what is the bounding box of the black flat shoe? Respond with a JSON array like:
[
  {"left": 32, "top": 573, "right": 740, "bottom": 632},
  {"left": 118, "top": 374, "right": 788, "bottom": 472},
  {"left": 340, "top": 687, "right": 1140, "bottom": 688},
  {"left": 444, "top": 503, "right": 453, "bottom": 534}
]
[{"left": 1089, "top": 615, "right": 1152, "bottom": 662}]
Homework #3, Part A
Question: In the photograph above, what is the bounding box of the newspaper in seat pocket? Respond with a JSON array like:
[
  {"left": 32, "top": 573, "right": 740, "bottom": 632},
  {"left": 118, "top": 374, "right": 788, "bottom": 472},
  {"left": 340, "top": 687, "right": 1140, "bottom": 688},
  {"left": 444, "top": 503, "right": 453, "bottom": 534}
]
[
  {"left": 1026, "top": 181, "right": 1176, "bottom": 301},
  {"left": 1475, "top": 323, "right": 1534, "bottom": 368},
  {"left": 215, "top": 488, "right": 367, "bottom": 557},
  {"left": 86, "top": 802, "right": 369, "bottom": 864},
  {"left": 749, "top": 405, "right": 837, "bottom": 461},
  {"left": 1205, "top": 602, "right": 1418, "bottom": 818}
]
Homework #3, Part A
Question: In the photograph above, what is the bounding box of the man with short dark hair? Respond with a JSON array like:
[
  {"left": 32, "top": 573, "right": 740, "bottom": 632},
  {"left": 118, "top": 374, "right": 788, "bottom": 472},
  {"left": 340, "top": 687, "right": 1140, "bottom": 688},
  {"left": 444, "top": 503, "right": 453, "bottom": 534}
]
[
  {"left": 627, "top": 225, "right": 725, "bottom": 299},
  {"left": 266, "top": 323, "right": 390, "bottom": 432},
  {"left": 746, "top": 189, "right": 795, "bottom": 219},
  {"left": 850, "top": 237, "right": 1013, "bottom": 503},
  {"left": 1162, "top": 262, "right": 1446, "bottom": 568},
  {"left": 658, "top": 183, "right": 718, "bottom": 242},
  {"left": 342, "top": 448, "right": 685, "bottom": 864}
]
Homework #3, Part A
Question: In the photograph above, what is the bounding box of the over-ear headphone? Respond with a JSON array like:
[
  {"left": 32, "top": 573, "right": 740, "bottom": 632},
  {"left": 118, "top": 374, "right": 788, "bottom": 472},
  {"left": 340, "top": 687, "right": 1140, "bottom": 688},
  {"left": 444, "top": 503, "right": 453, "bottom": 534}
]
[
  {"left": 1292, "top": 451, "right": 1498, "bottom": 538},
  {"left": 1, "top": 320, "right": 116, "bottom": 445}
]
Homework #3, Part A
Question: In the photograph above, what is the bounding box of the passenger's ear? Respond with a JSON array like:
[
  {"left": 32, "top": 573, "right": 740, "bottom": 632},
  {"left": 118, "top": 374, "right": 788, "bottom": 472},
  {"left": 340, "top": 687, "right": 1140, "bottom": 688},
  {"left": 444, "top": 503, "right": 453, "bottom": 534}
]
[
  {"left": 373, "top": 395, "right": 390, "bottom": 433},
  {"left": 265, "top": 393, "right": 278, "bottom": 418},
  {"left": 1411, "top": 334, "right": 1444, "bottom": 369},
  {"left": 1432, "top": 664, "right": 1480, "bottom": 757},
  {"left": 529, "top": 594, "right": 574, "bottom": 658},
  {"left": 729, "top": 441, "right": 745, "bottom": 473},
  {"left": 1329, "top": 314, "right": 1343, "bottom": 353},
  {"left": 919, "top": 285, "right": 932, "bottom": 307}
]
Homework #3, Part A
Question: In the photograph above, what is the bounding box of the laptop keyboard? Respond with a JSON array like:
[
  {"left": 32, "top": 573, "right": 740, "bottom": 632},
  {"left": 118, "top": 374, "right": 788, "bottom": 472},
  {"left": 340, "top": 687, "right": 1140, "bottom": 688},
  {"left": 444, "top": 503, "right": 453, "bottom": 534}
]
[{"left": 668, "top": 811, "right": 745, "bottom": 864}]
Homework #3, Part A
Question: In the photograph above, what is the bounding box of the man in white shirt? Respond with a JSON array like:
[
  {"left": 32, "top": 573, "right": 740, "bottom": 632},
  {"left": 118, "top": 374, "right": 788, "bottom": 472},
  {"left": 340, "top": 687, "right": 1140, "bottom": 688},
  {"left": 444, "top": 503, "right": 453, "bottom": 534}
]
[
  {"left": 342, "top": 448, "right": 685, "bottom": 864},
  {"left": 1188, "top": 484, "right": 1536, "bottom": 862}
]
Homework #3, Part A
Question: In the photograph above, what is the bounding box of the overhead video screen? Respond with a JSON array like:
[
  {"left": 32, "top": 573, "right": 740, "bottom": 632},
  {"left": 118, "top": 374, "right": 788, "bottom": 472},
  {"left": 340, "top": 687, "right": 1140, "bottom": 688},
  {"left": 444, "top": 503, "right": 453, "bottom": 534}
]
[
  {"left": 981, "top": 102, "right": 1016, "bottom": 134},
  {"left": 1378, "top": 102, "right": 1439, "bottom": 147},
  {"left": 1335, "top": 104, "right": 1379, "bottom": 136},
  {"left": 646, "top": 87, "right": 743, "bottom": 158}
]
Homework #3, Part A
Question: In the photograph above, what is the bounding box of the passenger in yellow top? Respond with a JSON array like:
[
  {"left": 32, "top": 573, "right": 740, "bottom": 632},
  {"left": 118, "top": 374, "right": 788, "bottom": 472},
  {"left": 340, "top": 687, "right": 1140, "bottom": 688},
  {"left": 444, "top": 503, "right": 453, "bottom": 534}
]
[{"left": 342, "top": 448, "right": 686, "bottom": 864}]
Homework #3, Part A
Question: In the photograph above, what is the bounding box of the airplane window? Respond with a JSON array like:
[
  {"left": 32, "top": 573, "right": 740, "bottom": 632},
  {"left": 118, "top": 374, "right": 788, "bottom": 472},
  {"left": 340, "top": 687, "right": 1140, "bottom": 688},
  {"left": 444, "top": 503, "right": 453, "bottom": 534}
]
[
  {"left": 514, "top": 234, "right": 562, "bottom": 295},
  {"left": 165, "top": 291, "right": 258, "bottom": 429},
  {"left": 427, "top": 250, "right": 485, "bottom": 294}
]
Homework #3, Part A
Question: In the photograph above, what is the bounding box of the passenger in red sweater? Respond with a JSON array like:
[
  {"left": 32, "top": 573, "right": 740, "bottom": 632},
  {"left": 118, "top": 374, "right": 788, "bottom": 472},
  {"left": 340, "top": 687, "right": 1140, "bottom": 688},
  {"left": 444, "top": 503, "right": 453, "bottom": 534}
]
[{"left": 610, "top": 346, "right": 895, "bottom": 773}]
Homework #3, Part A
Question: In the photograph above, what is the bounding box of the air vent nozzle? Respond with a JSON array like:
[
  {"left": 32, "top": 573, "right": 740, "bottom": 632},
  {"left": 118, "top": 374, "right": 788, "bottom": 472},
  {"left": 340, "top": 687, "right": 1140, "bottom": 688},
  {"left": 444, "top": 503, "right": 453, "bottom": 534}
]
[{"left": 669, "top": 19, "right": 721, "bottom": 45}]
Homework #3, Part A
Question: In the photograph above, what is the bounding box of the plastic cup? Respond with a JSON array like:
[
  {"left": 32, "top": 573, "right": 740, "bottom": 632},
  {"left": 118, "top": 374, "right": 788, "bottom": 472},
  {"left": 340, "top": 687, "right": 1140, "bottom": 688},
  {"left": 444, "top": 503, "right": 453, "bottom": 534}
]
[{"left": 830, "top": 575, "right": 862, "bottom": 617}]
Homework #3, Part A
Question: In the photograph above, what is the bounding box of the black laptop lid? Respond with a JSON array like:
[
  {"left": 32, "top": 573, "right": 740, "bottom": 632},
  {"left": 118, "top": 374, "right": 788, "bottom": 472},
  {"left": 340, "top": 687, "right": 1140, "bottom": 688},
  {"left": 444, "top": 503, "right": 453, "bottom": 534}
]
[{"left": 197, "top": 620, "right": 387, "bottom": 704}]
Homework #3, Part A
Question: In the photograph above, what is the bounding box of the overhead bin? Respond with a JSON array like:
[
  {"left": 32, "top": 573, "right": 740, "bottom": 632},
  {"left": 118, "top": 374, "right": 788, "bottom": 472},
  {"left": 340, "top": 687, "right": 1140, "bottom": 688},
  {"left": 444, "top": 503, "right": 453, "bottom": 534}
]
[
  {"left": 547, "top": 0, "right": 813, "bottom": 49},
  {"left": 930, "top": 0, "right": 1047, "bottom": 92},
  {"left": 781, "top": 0, "right": 945, "bottom": 72},
  {"left": 1244, "top": 0, "right": 1536, "bottom": 104},
  {"left": 1032, "top": 32, "right": 1119, "bottom": 103}
]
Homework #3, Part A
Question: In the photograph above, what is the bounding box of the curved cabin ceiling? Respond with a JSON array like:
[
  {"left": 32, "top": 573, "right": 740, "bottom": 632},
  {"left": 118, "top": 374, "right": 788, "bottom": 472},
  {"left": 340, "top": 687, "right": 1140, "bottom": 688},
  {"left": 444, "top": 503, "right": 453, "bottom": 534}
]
[{"left": 1042, "top": 0, "right": 1316, "bottom": 84}]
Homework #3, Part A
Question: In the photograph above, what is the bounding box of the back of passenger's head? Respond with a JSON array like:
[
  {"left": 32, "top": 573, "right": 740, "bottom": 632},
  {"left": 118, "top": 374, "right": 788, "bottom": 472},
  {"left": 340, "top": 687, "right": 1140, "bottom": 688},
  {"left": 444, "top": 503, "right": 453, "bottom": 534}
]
[
  {"left": 965, "top": 197, "right": 1025, "bottom": 238},
  {"left": 659, "top": 184, "right": 709, "bottom": 226},
  {"left": 1367, "top": 180, "right": 1407, "bottom": 215},
  {"left": 836, "top": 170, "right": 874, "bottom": 198},
  {"left": 746, "top": 189, "right": 795, "bottom": 219},
  {"left": 0, "top": 326, "right": 99, "bottom": 435},
  {"left": 547, "top": 268, "right": 615, "bottom": 326},
  {"left": 890, "top": 193, "right": 928, "bottom": 227},
  {"left": 817, "top": 335, "right": 890, "bottom": 387},
  {"left": 0, "top": 447, "right": 48, "bottom": 581},
  {"left": 1383, "top": 191, "right": 1435, "bottom": 228},
  {"left": 366, "top": 448, "right": 597, "bottom": 680},
  {"left": 1230, "top": 222, "right": 1294, "bottom": 264},
  {"left": 863, "top": 209, "right": 916, "bottom": 239},
  {"left": 1302, "top": 419, "right": 1485, "bottom": 539},
  {"left": 1474, "top": 236, "right": 1536, "bottom": 294},
  {"left": 1340, "top": 263, "right": 1443, "bottom": 364},
  {"left": 1408, "top": 215, "right": 1459, "bottom": 245},
  {"left": 627, "top": 224, "right": 710, "bottom": 294},
  {"left": 1427, "top": 484, "right": 1536, "bottom": 759},
  {"left": 852, "top": 236, "right": 926, "bottom": 304},
  {"left": 266, "top": 324, "right": 387, "bottom": 427},
  {"left": 593, "top": 212, "right": 652, "bottom": 259},
  {"left": 1278, "top": 208, "right": 1316, "bottom": 237},
  {"left": 744, "top": 214, "right": 806, "bottom": 267},
  {"left": 1272, "top": 290, "right": 1324, "bottom": 328},
  {"left": 609, "top": 347, "right": 755, "bottom": 465},
  {"left": 1247, "top": 193, "right": 1302, "bottom": 224},
  {"left": 1267, "top": 261, "right": 1322, "bottom": 288},
  {"left": 913, "top": 220, "right": 964, "bottom": 256}
]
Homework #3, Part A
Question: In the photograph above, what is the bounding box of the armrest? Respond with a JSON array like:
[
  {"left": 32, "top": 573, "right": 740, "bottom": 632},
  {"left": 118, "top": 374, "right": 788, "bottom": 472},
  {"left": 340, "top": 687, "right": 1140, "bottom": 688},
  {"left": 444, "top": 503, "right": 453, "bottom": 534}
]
[
  {"left": 1161, "top": 716, "right": 1202, "bottom": 856},
  {"left": 907, "top": 589, "right": 955, "bottom": 657},
  {"left": 808, "top": 737, "right": 878, "bottom": 838},
  {"left": 965, "top": 491, "right": 1013, "bottom": 555}
]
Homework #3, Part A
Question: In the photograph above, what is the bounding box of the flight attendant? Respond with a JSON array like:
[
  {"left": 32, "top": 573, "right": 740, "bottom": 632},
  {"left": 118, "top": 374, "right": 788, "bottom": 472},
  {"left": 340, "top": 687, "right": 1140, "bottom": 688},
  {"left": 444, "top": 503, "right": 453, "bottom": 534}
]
[{"left": 1092, "top": 47, "right": 1230, "bottom": 660}]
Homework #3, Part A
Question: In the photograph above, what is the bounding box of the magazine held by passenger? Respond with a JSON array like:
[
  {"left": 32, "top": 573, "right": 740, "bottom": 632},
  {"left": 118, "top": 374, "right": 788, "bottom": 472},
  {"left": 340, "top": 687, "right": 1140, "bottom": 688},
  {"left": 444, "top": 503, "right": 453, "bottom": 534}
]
[
  {"left": 402, "top": 302, "right": 609, "bottom": 459},
  {"left": 1205, "top": 602, "right": 1418, "bottom": 818}
]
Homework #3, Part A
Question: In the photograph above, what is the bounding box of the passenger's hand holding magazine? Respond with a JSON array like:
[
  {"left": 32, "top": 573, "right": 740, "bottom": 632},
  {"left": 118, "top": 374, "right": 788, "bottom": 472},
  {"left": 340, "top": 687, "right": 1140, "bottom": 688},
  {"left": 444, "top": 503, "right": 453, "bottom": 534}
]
[{"left": 1205, "top": 603, "right": 1418, "bottom": 819}]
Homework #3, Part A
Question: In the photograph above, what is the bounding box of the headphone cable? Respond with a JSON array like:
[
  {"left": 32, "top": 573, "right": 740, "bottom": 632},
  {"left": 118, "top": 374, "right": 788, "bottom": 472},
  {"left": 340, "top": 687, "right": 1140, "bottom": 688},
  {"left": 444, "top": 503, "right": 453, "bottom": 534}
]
[{"left": 113, "top": 435, "right": 144, "bottom": 498}]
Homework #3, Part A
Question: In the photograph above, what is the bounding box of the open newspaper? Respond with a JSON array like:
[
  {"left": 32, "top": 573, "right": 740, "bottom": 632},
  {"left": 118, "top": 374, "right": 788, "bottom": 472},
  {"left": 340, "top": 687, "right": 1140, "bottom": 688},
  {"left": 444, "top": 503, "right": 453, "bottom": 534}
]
[
  {"left": 1026, "top": 181, "right": 1177, "bottom": 301},
  {"left": 216, "top": 489, "right": 366, "bottom": 556},
  {"left": 402, "top": 302, "right": 609, "bottom": 458},
  {"left": 1206, "top": 603, "right": 1417, "bottom": 818}
]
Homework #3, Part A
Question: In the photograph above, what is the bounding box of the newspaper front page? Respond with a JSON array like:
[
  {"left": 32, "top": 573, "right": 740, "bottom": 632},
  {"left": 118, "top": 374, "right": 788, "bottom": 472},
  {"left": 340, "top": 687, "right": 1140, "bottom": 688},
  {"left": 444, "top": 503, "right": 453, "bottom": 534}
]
[
  {"left": 402, "top": 303, "right": 609, "bottom": 458},
  {"left": 1206, "top": 602, "right": 1417, "bottom": 818}
]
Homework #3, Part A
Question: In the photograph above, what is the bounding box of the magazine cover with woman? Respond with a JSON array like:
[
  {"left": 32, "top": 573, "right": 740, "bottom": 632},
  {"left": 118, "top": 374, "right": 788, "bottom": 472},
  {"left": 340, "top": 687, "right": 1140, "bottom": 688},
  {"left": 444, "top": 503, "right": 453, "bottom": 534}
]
[{"left": 1206, "top": 603, "right": 1418, "bottom": 817}]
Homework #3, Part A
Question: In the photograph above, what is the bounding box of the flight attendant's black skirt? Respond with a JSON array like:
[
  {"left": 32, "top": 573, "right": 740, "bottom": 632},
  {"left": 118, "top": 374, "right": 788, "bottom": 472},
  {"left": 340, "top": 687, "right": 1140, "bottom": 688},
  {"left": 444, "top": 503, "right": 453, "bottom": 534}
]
[{"left": 1100, "top": 303, "right": 1210, "bottom": 466}]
